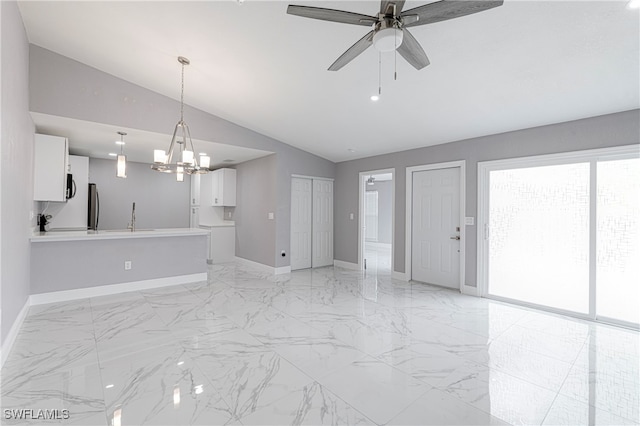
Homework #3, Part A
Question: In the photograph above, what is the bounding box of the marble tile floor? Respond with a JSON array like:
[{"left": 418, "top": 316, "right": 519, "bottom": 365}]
[{"left": 1, "top": 261, "right": 639, "bottom": 425}]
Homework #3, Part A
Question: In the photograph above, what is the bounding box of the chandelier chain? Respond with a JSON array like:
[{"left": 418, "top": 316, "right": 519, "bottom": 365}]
[{"left": 180, "top": 61, "right": 185, "bottom": 122}]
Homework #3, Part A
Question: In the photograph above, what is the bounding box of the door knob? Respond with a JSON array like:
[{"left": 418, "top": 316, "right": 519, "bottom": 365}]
[{"left": 450, "top": 236, "right": 460, "bottom": 240}]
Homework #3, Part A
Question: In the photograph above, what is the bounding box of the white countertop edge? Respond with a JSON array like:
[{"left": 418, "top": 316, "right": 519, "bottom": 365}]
[
  {"left": 198, "top": 222, "right": 235, "bottom": 228},
  {"left": 30, "top": 228, "right": 210, "bottom": 243}
]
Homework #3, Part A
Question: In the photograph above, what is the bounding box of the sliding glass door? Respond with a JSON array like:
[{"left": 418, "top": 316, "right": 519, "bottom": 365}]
[
  {"left": 596, "top": 158, "right": 640, "bottom": 325},
  {"left": 479, "top": 146, "right": 639, "bottom": 327}
]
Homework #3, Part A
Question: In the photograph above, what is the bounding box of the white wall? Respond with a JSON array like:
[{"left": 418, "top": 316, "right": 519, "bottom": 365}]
[{"left": 1, "top": 1, "right": 35, "bottom": 347}]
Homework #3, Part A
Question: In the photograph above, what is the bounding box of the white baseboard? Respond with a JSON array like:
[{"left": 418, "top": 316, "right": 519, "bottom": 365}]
[
  {"left": 461, "top": 284, "right": 481, "bottom": 297},
  {"left": 235, "top": 257, "right": 290, "bottom": 275},
  {"left": 29, "top": 273, "right": 207, "bottom": 306},
  {"left": 1, "top": 298, "right": 30, "bottom": 368},
  {"left": 333, "top": 260, "right": 360, "bottom": 270},
  {"left": 391, "top": 271, "right": 408, "bottom": 281},
  {"left": 274, "top": 266, "right": 291, "bottom": 275}
]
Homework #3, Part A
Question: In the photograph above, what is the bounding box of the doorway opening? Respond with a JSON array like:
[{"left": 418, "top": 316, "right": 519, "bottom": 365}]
[{"left": 359, "top": 169, "right": 394, "bottom": 275}]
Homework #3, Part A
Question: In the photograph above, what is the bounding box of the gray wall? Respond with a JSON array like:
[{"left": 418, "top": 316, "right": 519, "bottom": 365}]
[
  {"left": 31, "top": 235, "right": 206, "bottom": 294},
  {"left": 335, "top": 110, "right": 640, "bottom": 286},
  {"left": 1, "top": 1, "right": 35, "bottom": 347},
  {"left": 29, "top": 45, "right": 335, "bottom": 268},
  {"left": 366, "top": 180, "right": 392, "bottom": 244},
  {"left": 233, "top": 155, "right": 277, "bottom": 266},
  {"left": 88, "top": 158, "right": 189, "bottom": 230}
]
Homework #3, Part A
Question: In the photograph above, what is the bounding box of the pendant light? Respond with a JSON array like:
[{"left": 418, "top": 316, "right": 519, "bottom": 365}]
[
  {"left": 151, "top": 56, "right": 210, "bottom": 181},
  {"left": 116, "top": 131, "right": 127, "bottom": 178}
]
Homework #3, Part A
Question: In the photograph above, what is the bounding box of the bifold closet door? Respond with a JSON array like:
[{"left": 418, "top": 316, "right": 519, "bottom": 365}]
[
  {"left": 290, "top": 178, "right": 312, "bottom": 270},
  {"left": 312, "top": 179, "right": 334, "bottom": 268}
]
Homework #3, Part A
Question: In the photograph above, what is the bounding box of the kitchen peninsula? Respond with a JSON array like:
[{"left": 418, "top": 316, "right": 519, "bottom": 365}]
[{"left": 30, "top": 228, "right": 209, "bottom": 304}]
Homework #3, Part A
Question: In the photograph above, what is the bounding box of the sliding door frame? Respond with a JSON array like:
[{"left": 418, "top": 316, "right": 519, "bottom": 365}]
[{"left": 477, "top": 145, "right": 639, "bottom": 329}]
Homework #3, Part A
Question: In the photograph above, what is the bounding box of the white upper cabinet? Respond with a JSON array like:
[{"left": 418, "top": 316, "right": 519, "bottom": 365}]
[
  {"left": 212, "top": 168, "right": 236, "bottom": 207},
  {"left": 34, "top": 134, "right": 69, "bottom": 202}
]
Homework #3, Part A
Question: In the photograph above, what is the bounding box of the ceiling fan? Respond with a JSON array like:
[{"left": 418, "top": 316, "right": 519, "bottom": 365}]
[{"left": 287, "top": 0, "right": 503, "bottom": 71}]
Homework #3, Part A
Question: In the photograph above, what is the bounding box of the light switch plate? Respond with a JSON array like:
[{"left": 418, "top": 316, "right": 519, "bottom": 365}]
[
  {"left": 465, "top": 217, "right": 475, "bottom": 226},
  {"left": 268, "top": 212, "right": 274, "bottom": 220},
  {"left": 349, "top": 213, "right": 354, "bottom": 220}
]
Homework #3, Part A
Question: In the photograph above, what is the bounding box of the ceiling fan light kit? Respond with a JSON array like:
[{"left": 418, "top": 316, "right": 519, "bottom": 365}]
[
  {"left": 287, "top": 0, "right": 503, "bottom": 71},
  {"left": 373, "top": 27, "right": 403, "bottom": 52}
]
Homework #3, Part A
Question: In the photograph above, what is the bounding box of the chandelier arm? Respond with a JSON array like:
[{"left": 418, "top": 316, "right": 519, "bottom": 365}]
[
  {"left": 184, "top": 123, "right": 199, "bottom": 168},
  {"left": 166, "top": 122, "right": 181, "bottom": 165}
]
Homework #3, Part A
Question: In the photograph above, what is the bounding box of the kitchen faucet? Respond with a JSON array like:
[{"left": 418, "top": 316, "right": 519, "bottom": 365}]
[{"left": 128, "top": 202, "right": 136, "bottom": 231}]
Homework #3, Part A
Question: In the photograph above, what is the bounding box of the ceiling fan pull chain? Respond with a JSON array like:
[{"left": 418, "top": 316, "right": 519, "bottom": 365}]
[
  {"left": 394, "top": 42, "right": 398, "bottom": 81},
  {"left": 378, "top": 51, "right": 382, "bottom": 95},
  {"left": 394, "top": 19, "right": 398, "bottom": 81}
]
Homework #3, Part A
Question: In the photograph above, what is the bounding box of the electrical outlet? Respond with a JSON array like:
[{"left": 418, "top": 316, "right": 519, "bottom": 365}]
[
  {"left": 227, "top": 211, "right": 232, "bottom": 218},
  {"left": 124, "top": 261, "right": 132, "bottom": 270}
]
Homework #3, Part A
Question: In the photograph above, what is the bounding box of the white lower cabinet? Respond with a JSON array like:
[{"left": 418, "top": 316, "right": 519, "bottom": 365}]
[{"left": 200, "top": 225, "right": 235, "bottom": 263}]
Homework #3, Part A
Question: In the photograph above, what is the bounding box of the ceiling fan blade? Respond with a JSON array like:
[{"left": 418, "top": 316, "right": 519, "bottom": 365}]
[
  {"left": 401, "top": 0, "right": 503, "bottom": 28},
  {"left": 287, "top": 5, "right": 377, "bottom": 26},
  {"left": 328, "top": 31, "right": 375, "bottom": 71},
  {"left": 397, "top": 28, "right": 430, "bottom": 70},
  {"left": 380, "top": 0, "right": 406, "bottom": 15}
]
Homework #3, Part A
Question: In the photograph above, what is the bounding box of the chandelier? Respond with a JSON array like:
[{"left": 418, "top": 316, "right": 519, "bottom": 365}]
[{"left": 151, "top": 56, "right": 210, "bottom": 182}]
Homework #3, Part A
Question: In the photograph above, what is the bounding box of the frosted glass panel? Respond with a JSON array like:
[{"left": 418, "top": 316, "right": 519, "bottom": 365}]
[
  {"left": 596, "top": 158, "right": 640, "bottom": 325},
  {"left": 488, "top": 163, "right": 590, "bottom": 313}
]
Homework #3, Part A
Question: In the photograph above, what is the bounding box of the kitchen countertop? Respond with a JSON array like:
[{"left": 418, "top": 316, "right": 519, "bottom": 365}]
[
  {"left": 30, "top": 227, "right": 210, "bottom": 243},
  {"left": 198, "top": 221, "right": 235, "bottom": 228}
]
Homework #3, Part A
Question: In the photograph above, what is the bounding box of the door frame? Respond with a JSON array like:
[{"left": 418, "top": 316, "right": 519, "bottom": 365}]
[
  {"left": 405, "top": 161, "right": 466, "bottom": 291},
  {"left": 358, "top": 168, "right": 395, "bottom": 272},
  {"left": 477, "top": 145, "right": 639, "bottom": 329}
]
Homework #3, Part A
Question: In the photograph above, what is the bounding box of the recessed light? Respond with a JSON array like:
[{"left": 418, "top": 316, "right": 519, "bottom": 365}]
[
  {"left": 105, "top": 384, "right": 114, "bottom": 389},
  {"left": 198, "top": 153, "right": 207, "bottom": 156},
  {"left": 370, "top": 95, "right": 380, "bottom": 101},
  {"left": 115, "top": 141, "right": 125, "bottom": 145},
  {"left": 628, "top": 0, "right": 640, "bottom": 9},
  {"left": 177, "top": 361, "right": 184, "bottom": 366},
  {"left": 108, "top": 153, "right": 117, "bottom": 157}
]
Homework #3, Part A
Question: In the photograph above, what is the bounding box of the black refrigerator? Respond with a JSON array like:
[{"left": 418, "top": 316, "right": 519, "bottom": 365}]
[{"left": 88, "top": 183, "right": 99, "bottom": 230}]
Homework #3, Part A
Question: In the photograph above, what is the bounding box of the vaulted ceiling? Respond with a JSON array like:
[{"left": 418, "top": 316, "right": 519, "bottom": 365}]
[{"left": 18, "top": 1, "right": 640, "bottom": 162}]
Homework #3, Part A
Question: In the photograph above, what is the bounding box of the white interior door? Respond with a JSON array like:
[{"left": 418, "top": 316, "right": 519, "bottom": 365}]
[
  {"left": 290, "top": 178, "right": 312, "bottom": 270},
  {"left": 411, "top": 167, "right": 460, "bottom": 288},
  {"left": 312, "top": 179, "right": 333, "bottom": 268}
]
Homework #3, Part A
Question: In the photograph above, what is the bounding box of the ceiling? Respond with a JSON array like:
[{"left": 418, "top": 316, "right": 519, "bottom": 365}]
[
  {"left": 32, "top": 113, "right": 273, "bottom": 166},
  {"left": 18, "top": 1, "right": 639, "bottom": 163}
]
